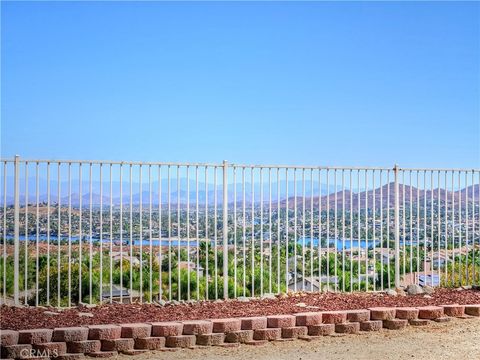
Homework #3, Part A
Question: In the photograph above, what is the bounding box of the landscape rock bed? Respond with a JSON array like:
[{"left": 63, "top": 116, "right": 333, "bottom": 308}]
[{"left": 1, "top": 288, "right": 479, "bottom": 331}]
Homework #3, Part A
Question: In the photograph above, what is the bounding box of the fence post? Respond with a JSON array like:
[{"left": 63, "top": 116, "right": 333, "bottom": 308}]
[
  {"left": 222, "top": 160, "right": 229, "bottom": 299},
  {"left": 13, "top": 155, "right": 20, "bottom": 305},
  {"left": 393, "top": 163, "right": 400, "bottom": 289}
]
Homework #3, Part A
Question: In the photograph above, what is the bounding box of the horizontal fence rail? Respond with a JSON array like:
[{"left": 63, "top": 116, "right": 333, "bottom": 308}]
[{"left": 0, "top": 156, "right": 479, "bottom": 307}]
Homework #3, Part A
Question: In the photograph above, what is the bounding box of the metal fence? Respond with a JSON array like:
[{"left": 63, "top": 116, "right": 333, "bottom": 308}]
[{"left": 0, "top": 156, "right": 479, "bottom": 307}]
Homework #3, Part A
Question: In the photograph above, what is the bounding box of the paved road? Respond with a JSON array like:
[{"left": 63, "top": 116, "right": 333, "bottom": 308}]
[{"left": 119, "top": 318, "right": 480, "bottom": 360}]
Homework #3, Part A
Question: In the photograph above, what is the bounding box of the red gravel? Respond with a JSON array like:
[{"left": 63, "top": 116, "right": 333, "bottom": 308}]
[{"left": 1, "top": 289, "right": 479, "bottom": 331}]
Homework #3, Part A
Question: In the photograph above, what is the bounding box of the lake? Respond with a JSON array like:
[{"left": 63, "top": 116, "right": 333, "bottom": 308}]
[{"left": 297, "top": 237, "right": 381, "bottom": 250}]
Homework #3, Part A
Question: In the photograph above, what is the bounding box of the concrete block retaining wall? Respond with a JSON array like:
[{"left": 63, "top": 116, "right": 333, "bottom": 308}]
[{"left": 1, "top": 304, "right": 479, "bottom": 359}]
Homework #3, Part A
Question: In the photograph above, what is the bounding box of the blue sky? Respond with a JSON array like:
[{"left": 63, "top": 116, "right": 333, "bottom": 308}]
[{"left": 1, "top": 1, "right": 479, "bottom": 168}]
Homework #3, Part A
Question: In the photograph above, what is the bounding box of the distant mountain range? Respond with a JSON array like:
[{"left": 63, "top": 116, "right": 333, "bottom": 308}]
[
  {"left": 281, "top": 183, "right": 479, "bottom": 210},
  {"left": 1, "top": 176, "right": 478, "bottom": 209},
  {"left": 1, "top": 177, "right": 337, "bottom": 206}
]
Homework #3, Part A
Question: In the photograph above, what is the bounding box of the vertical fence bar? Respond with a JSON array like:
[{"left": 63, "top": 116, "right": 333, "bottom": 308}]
[
  {"left": 379, "top": 170, "right": 383, "bottom": 291},
  {"left": 57, "top": 163, "right": 61, "bottom": 307},
  {"left": 129, "top": 165, "right": 133, "bottom": 303},
  {"left": 168, "top": 166, "right": 172, "bottom": 300},
  {"left": 119, "top": 164, "right": 123, "bottom": 303},
  {"left": 269, "top": 168, "right": 273, "bottom": 294},
  {"left": 402, "top": 172, "right": 406, "bottom": 278},
  {"left": 285, "top": 169, "right": 289, "bottom": 291},
  {"left": 302, "top": 169, "right": 305, "bottom": 292},
  {"left": 195, "top": 166, "right": 199, "bottom": 300},
  {"left": 437, "top": 171, "right": 441, "bottom": 286},
  {"left": 364, "top": 170, "right": 368, "bottom": 290},
  {"left": 277, "top": 168, "right": 281, "bottom": 292},
  {"left": 186, "top": 166, "right": 190, "bottom": 301},
  {"left": 242, "top": 167, "right": 246, "bottom": 295},
  {"left": 223, "top": 160, "right": 229, "bottom": 299},
  {"left": 260, "top": 168, "right": 264, "bottom": 295},
  {"left": 444, "top": 171, "right": 448, "bottom": 286},
  {"left": 465, "top": 171, "right": 469, "bottom": 285},
  {"left": 13, "top": 155, "right": 20, "bottom": 304},
  {"left": 357, "top": 170, "right": 361, "bottom": 290},
  {"left": 416, "top": 171, "right": 420, "bottom": 285},
  {"left": 310, "top": 169, "right": 314, "bottom": 292},
  {"left": 350, "top": 170, "right": 353, "bottom": 292},
  {"left": 204, "top": 166, "right": 209, "bottom": 300},
  {"left": 139, "top": 165, "right": 143, "bottom": 303},
  {"left": 67, "top": 163, "right": 72, "bottom": 307},
  {"left": 318, "top": 169, "right": 322, "bottom": 292},
  {"left": 46, "top": 162, "right": 51, "bottom": 305},
  {"left": 394, "top": 164, "right": 400, "bottom": 289},
  {"left": 364, "top": 169, "right": 369, "bottom": 291},
  {"left": 459, "top": 171, "right": 463, "bottom": 285},
  {"left": 423, "top": 172, "right": 427, "bottom": 284},
  {"left": 341, "top": 170, "right": 345, "bottom": 292},
  {"left": 149, "top": 165, "right": 153, "bottom": 302},
  {"left": 213, "top": 167, "right": 218, "bottom": 299},
  {"left": 233, "top": 166, "right": 237, "bottom": 297},
  {"left": 99, "top": 165, "right": 103, "bottom": 304},
  {"left": 293, "top": 169, "right": 297, "bottom": 292},
  {"left": 472, "top": 171, "right": 476, "bottom": 285},
  {"left": 386, "top": 171, "right": 391, "bottom": 288},
  {"left": 334, "top": 170, "right": 337, "bottom": 292},
  {"left": 159, "top": 165, "right": 163, "bottom": 301},
  {"left": 372, "top": 170, "right": 376, "bottom": 292},
  {"left": 24, "top": 162, "right": 28, "bottom": 305},
  {"left": 110, "top": 165, "right": 114, "bottom": 303},
  {"left": 35, "top": 163, "right": 40, "bottom": 306},
  {"left": 3, "top": 161, "right": 7, "bottom": 303},
  {"left": 430, "top": 171, "right": 434, "bottom": 286},
  {"left": 177, "top": 166, "right": 181, "bottom": 301},
  {"left": 451, "top": 171, "right": 455, "bottom": 286},
  {"left": 476, "top": 171, "right": 479, "bottom": 285},
  {"left": 409, "top": 171, "right": 413, "bottom": 281},
  {"left": 326, "top": 170, "right": 330, "bottom": 290},
  {"left": 89, "top": 163, "right": 93, "bottom": 304},
  {"left": 251, "top": 168, "right": 255, "bottom": 296},
  {"left": 78, "top": 164, "right": 82, "bottom": 303}
]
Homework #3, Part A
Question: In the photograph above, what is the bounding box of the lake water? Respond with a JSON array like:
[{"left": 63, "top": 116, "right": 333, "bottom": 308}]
[{"left": 297, "top": 237, "right": 380, "bottom": 250}]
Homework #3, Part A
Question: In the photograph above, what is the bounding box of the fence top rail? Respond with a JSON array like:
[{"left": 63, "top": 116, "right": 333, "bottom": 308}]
[
  {"left": 0, "top": 158, "right": 222, "bottom": 167},
  {"left": 230, "top": 164, "right": 392, "bottom": 171},
  {"left": 230, "top": 164, "right": 480, "bottom": 172},
  {"left": 0, "top": 158, "right": 479, "bottom": 172},
  {"left": 398, "top": 167, "right": 480, "bottom": 172}
]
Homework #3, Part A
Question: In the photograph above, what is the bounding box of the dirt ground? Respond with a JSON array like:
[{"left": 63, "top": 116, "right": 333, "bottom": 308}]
[{"left": 118, "top": 318, "right": 480, "bottom": 360}]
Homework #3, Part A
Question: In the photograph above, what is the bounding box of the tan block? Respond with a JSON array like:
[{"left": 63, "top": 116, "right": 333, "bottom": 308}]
[
  {"left": 18, "top": 329, "right": 53, "bottom": 345},
  {"left": 151, "top": 322, "right": 183, "bottom": 337},
  {"left": 369, "top": 307, "right": 396, "bottom": 321},
  {"left": 240, "top": 317, "right": 267, "bottom": 330},
  {"left": 182, "top": 320, "right": 213, "bottom": 335}
]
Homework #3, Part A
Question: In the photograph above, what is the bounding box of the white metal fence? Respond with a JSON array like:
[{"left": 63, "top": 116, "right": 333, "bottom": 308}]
[{"left": 0, "top": 156, "right": 479, "bottom": 307}]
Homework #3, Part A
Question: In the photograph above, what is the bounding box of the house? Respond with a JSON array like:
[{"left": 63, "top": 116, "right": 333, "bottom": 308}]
[
  {"left": 111, "top": 252, "right": 140, "bottom": 266},
  {"left": 178, "top": 261, "right": 204, "bottom": 277},
  {"left": 288, "top": 276, "right": 338, "bottom": 292},
  {"left": 400, "top": 262, "right": 440, "bottom": 287},
  {"left": 431, "top": 256, "right": 446, "bottom": 270},
  {"left": 101, "top": 285, "right": 142, "bottom": 304},
  {"left": 382, "top": 253, "right": 392, "bottom": 264},
  {"left": 418, "top": 274, "right": 440, "bottom": 287}
]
